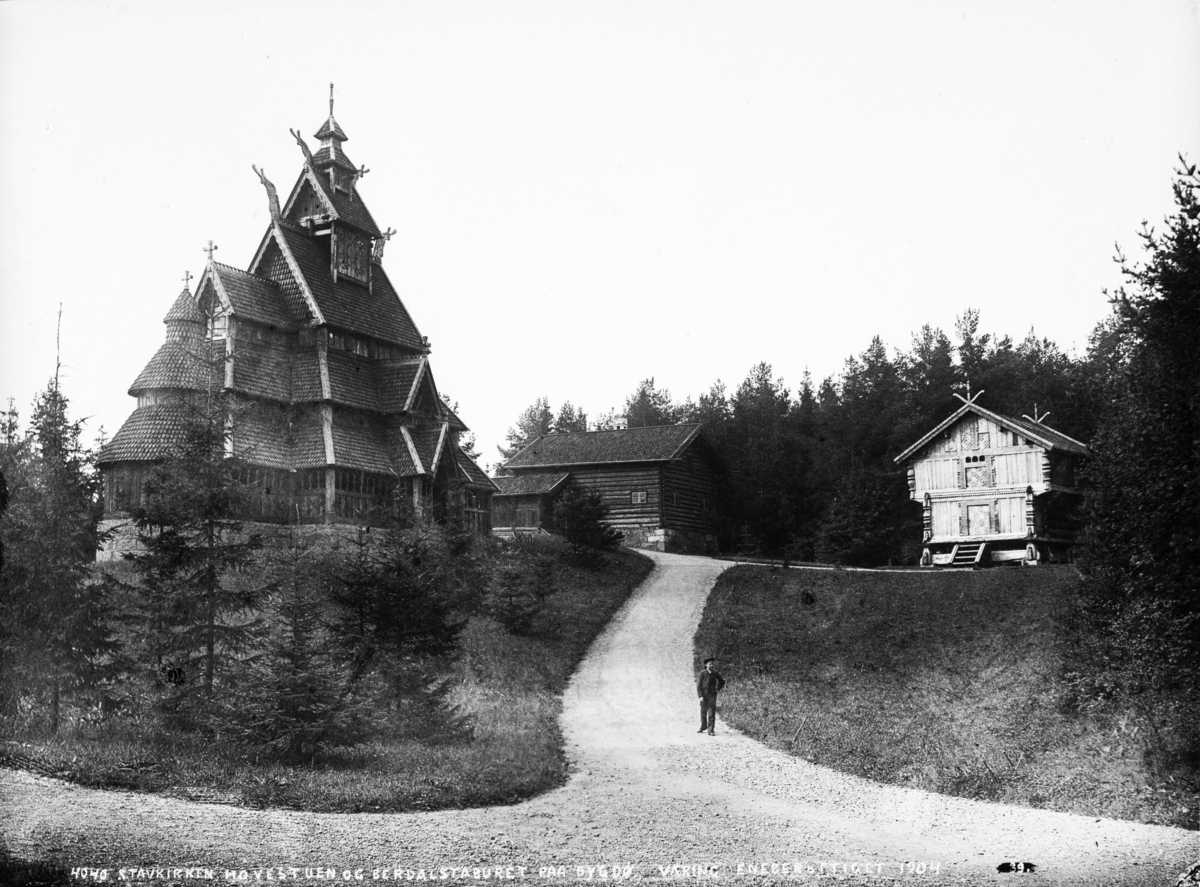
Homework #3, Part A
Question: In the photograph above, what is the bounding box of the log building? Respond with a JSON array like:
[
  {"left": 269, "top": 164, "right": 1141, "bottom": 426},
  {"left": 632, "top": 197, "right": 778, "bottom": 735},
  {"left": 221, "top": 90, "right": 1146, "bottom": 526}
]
[
  {"left": 894, "top": 398, "right": 1089, "bottom": 566},
  {"left": 97, "top": 94, "right": 495, "bottom": 546},
  {"left": 496, "top": 424, "right": 718, "bottom": 552}
]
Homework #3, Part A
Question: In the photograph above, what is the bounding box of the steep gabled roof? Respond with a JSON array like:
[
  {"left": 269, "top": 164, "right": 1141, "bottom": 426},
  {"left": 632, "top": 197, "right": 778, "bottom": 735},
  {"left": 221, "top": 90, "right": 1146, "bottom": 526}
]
[
  {"left": 893, "top": 402, "right": 1091, "bottom": 464},
  {"left": 410, "top": 424, "right": 448, "bottom": 476},
  {"left": 280, "top": 162, "right": 381, "bottom": 238},
  {"left": 492, "top": 472, "right": 570, "bottom": 496},
  {"left": 274, "top": 225, "right": 423, "bottom": 349},
  {"left": 376, "top": 359, "right": 424, "bottom": 413},
  {"left": 244, "top": 222, "right": 325, "bottom": 326},
  {"left": 454, "top": 445, "right": 500, "bottom": 492},
  {"left": 209, "top": 262, "right": 295, "bottom": 328},
  {"left": 505, "top": 424, "right": 705, "bottom": 470}
]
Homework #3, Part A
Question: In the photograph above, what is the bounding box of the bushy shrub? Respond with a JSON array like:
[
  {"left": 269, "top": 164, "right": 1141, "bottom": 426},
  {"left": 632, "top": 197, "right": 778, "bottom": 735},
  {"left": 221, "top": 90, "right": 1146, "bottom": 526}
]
[{"left": 553, "top": 485, "right": 622, "bottom": 560}]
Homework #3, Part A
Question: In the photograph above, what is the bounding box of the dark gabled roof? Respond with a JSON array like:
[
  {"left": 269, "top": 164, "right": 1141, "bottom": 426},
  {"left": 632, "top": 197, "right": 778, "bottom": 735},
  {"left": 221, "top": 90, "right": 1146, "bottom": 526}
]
[
  {"left": 505, "top": 424, "right": 704, "bottom": 469},
  {"left": 454, "top": 445, "right": 500, "bottom": 492},
  {"left": 211, "top": 262, "right": 295, "bottom": 328},
  {"left": 492, "top": 472, "right": 570, "bottom": 497},
  {"left": 254, "top": 234, "right": 320, "bottom": 325},
  {"left": 893, "top": 402, "right": 1091, "bottom": 463},
  {"left": 410, "top": 425, "right": 446, "bottom": 475},
  {"left": 389, "top": 427, "right": 420, "bottom": 477},
  {"left": 128, "top": 341, "right": 218, "bottom": 395},
  {"left": 376, "top": 359, "right": 423, "bottom": 413},
  {"left": 275, "top": 225, "right": 423, "bottom": 349},
  {"left": 326, "top": 190, "right": 380, "bottom": 238},
  {"left": 443, "top": 402, "right": 469, "bottom": 433},
  {"left": 164, "top": 287, "right": 204, "bottom": 324},
  {"left": 369, "top": 265, "right": 426, "bottom": 351},
  {"left": 97, "top": 402, "right": 194, "bottom": 465}
]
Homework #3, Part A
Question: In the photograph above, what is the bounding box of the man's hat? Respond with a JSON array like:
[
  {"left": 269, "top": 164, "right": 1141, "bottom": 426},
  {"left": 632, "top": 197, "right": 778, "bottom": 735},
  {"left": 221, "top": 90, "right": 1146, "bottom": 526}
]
[{"left": 703, "top": 657, "right": 717, "bottom": 664}]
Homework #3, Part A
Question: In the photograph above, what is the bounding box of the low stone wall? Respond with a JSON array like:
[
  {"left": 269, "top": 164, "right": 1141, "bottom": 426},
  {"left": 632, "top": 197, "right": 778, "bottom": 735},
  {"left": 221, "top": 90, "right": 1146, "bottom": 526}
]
[{"left": 96, "top": 518, "right": 370, "bottom": 563}]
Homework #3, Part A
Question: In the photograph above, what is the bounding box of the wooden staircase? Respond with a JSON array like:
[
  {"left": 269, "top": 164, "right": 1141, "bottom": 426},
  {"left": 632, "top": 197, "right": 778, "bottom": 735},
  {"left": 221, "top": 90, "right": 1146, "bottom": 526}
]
[{"left": 950, "top": 542, "right": 986, "bottom": 567}]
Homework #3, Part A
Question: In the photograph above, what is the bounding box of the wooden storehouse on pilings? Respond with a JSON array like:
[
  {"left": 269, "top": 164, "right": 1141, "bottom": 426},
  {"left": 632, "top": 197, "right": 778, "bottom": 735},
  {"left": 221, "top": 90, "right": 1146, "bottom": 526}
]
[
  {"left": 496, "top": 424, "right": 720, "bottom": 553},
  {"left": 893, "top": 396, "right": 1089, "bottom": 567}
]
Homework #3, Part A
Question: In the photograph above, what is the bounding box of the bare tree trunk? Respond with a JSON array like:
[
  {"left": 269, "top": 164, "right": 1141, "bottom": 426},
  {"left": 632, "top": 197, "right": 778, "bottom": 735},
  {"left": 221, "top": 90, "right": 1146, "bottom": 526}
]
[{"left": 206, "top": 605, "right": 215, "bottom": 697}]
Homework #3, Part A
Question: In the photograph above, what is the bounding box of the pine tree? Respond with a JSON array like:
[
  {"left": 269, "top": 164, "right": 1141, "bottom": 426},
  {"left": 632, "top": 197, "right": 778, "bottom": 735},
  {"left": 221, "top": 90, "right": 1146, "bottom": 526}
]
[
  {"left": 1077, "top": 158, "right": 1200, "bottom": 758},
  {"left": 623, "top": 378, "right": 679, "bottom": 427},
  {"left": 0, "top": 383, "right": 116, "bottom": 733},
  {"left": 497, "top": 397, "right": 555, "bottom": 463},
  {"left": 553, "top": 485, "right": 621, "bottom": 561},
  {"left": 217, "top": 539, "right": 373, "bottom": 761},
  {"left": 553, "top": 401, "right": 589, "bottom": 434},
  {"left": 327, "top": 525, "right": 466, "bottom": 738},
  {"left": 126, "top": 394, "right": 264, "bottom": 710}
]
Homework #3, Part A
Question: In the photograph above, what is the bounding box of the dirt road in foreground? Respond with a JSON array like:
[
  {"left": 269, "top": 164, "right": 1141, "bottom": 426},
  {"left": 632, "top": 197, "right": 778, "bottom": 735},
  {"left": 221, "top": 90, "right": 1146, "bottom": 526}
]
[{"left": 2, "top": 551, "right": 1196, "bottom": 885}]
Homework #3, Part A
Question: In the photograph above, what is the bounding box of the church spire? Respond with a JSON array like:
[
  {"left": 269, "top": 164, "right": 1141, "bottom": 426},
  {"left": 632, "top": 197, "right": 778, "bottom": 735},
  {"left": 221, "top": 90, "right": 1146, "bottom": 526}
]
[{"left": 314, "top": 82, "right": 351, "bottom": 153}]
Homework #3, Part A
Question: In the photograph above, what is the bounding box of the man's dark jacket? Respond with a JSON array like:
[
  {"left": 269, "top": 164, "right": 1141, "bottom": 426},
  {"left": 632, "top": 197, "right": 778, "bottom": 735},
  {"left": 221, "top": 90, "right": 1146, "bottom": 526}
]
[{"left": 697, "top": 670, "right": 725, "bottom": 698}]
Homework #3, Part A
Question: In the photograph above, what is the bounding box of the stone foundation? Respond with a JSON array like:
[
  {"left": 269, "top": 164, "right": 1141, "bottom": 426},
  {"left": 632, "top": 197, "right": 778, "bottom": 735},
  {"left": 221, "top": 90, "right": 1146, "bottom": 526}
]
[
  {"left": 96, "top": 518, "right": 377, "bottom": 563},
  {"left": 617, "top": 524, "right": 715, "bottom": 555}
]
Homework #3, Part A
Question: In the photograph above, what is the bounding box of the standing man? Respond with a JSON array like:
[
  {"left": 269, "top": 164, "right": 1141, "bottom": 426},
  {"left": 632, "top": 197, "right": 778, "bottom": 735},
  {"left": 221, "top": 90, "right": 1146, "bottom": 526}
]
[{"left": 697, "top": 656, "right": 725, "bottom": 736}]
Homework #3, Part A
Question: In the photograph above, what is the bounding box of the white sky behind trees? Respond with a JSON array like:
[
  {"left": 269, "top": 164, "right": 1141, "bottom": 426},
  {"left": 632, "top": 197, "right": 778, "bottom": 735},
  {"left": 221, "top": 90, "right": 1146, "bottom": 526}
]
[{"left": 1, "top": 1, "right": 1197, "bottom": 472}]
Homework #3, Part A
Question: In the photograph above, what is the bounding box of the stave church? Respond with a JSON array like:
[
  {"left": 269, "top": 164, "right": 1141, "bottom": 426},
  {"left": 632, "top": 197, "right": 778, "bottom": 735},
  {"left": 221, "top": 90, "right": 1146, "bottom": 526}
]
[{"left": 97, "top": 91, "right": 496, "bottom": 545}]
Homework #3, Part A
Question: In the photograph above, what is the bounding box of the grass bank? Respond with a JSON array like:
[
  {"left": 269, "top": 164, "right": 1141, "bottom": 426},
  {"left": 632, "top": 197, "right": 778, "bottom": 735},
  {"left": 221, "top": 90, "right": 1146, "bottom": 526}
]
[
  {"left": 694, "top": 564, "right": 1198, "bottom": 830},
  {"left": 0, "top": 540, "right": 652, "bottom": 813}
]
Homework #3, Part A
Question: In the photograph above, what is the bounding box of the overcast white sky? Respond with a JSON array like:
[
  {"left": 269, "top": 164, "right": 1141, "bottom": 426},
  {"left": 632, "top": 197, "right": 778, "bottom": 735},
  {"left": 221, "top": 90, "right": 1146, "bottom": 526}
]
[{"left": 1, "top": 1, "right": 1197, "bottom": 471}]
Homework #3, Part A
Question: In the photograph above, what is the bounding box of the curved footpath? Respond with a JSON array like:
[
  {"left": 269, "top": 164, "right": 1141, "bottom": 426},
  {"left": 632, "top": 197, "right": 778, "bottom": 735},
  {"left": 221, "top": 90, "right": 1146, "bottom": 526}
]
[{"left": 2, "top": 551, "right": 1196, "bottom": 885}]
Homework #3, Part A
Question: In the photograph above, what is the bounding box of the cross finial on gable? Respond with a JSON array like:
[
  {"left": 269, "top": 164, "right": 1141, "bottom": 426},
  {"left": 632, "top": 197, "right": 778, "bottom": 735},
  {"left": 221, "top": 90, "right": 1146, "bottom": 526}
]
[
  {"left": 182, "top": 270, "right": 193, "bottom": 290},
  {"left": 952, "top": 380, "right": 984, "bottom": 406},
  {"left": 329, "top": 82, "right": 335, "bottom": 116},
  {"left": 204, "top": 240, "right": 218, "bottom": 262}
]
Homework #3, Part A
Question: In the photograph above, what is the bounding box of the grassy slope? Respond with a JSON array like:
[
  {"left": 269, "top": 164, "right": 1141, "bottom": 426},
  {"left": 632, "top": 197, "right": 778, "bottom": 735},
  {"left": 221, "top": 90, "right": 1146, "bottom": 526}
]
[
  {"left": 694, "top": 565, "right": 1198, "bottom": 830},
  {"left": 0, "top": 544, "right": 653, "bottom": 813}
]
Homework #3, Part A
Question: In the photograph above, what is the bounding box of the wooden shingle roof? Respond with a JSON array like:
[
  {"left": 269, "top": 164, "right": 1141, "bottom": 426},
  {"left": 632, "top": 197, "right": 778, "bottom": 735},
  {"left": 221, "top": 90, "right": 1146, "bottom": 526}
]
[
  {"left": 331, "top": 420, "right": 394, "bottom": 474},
  {"left": 893, "top": 402, "right": 1091, "bottom": 463},
  {"left": 164, "top": 287, "right": 204, "bottom": 324},
  {"left": 97, "top": 403, "right": 194, "bottom": 465},
  {"left": 210, "top": 262, "right": 296, "bottom": 328},
  {"left": 276, "top": 225, "right": 423, "bottom": 349},
  {"left": 128, "top": 341, "right": 219, "bottom": 396},
  {"left": 455, "top": 445, "right": 500, "bottom": 492},
  {"left": 505, "top": 424, "right": 704, "bottom": 470},
  {"left": 410, "top": 425, "right": 447, "bottom": 475}
]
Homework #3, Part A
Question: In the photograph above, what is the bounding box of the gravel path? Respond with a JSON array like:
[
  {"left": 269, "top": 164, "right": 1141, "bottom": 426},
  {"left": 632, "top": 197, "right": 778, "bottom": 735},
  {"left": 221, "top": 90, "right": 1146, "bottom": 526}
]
[{"left": 2, "top": 551, "right": 1196, "bottom": 885}]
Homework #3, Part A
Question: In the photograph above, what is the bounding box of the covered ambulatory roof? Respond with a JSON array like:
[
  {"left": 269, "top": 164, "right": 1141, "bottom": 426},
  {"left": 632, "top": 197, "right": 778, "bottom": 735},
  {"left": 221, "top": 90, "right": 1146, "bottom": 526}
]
[{"left": 492, "top": 473, "right": 571, "bottom": 497}]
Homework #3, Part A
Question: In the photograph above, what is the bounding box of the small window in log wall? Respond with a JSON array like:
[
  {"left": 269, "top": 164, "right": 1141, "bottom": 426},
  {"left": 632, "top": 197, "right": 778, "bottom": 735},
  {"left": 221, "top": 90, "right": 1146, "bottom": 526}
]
[{"left": 631, "top": 490, "right": 647, "bottom": 505}]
